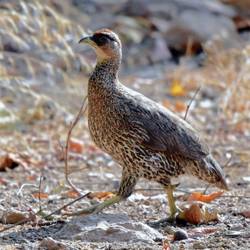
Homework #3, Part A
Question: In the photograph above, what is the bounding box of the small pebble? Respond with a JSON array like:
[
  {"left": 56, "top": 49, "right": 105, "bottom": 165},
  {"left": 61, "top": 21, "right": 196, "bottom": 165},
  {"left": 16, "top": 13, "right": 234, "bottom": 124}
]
[{"left": 173, "top": 229, "right": 188, "bottom": 241}]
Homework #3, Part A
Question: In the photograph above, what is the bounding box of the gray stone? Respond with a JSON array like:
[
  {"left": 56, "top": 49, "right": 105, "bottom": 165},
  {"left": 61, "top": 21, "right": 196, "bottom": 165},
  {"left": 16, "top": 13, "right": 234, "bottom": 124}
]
[
  {"left": 56, "top": 213, "right": 163, "bottom": 243},
  {"left": 0, "top": 30, "right": 30, "bottom": 53},
  {"left": 165, "top": 9, "right": 238, "bottom": 50}
]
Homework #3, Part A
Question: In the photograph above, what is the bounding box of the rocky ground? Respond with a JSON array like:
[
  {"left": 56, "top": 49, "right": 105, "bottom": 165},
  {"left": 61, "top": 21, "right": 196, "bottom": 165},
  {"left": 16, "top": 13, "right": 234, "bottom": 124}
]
[{"left": 0, "top": 0, "right": 250, "bottom": 249}]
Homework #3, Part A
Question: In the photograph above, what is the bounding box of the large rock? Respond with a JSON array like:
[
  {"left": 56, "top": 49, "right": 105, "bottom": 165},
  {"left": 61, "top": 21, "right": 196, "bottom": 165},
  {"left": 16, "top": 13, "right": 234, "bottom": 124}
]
[
  {"left": 165, "top": 9, "right": 237, "bottom": 50},
  {"left": 70, "top": 0, "right": 242, "bottom": 68},
  {"left": 56, "top": 213, "right": 163, "bottom": 243},
  {"left": 0, "top": 0, "right": 89, "bottom": 86}
]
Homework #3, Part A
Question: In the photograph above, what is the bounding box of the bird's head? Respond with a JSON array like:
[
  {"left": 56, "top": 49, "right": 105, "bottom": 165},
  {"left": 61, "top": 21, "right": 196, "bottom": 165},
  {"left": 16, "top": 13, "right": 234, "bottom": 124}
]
[{"left": 79, "top": 29, "right": 122, "bottom": 62}]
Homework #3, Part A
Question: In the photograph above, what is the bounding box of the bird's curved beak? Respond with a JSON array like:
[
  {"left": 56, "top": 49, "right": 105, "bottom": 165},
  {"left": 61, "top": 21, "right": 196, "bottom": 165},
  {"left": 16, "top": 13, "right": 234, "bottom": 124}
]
[{"left": 79, "top": 36, "right": 93, "bottom": 44}]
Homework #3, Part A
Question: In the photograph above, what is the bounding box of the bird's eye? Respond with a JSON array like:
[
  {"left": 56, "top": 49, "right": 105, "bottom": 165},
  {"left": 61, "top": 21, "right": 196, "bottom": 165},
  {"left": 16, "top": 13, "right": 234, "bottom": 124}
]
[
  {"left": 98, "top": 36, "right": 107, "bottom": 44},
  {"left": 92, "top": 33, "right": 116, "bottom": 46}
]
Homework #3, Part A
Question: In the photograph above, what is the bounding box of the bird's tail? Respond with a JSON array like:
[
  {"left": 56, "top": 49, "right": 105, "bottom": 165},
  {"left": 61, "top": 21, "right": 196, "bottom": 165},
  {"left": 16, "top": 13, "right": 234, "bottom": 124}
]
[{"left": 189, "top": 155, "right": 229, "bottom": 190}]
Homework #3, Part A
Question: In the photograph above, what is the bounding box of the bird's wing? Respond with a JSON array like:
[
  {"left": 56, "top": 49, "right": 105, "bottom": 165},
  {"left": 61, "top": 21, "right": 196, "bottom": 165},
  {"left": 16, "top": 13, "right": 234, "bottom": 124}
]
[{"left": 120, "top": 88, "right": 209, "bottom": 160}]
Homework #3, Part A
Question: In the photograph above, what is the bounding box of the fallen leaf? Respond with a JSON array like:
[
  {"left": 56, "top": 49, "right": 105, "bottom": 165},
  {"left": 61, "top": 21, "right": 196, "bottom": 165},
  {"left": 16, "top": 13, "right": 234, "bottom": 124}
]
[
  {"left": 26, "top": 175, "right": 38, "bottom": 181},
  {"left": 187, "top": 191, "right": 224, "bottom": 203},
  {"left": 69, "top": 138, "right": 84, "bottom": 154},
  {"left": 174, "top": 101, "right": 186, "bottom": 113},
  {"left": 87, "top": 144, "right": 99, "bottom": 153},
  {"left": 1, "top": 211, "right": 28, "bottom": 224},
  {"left": 0, "top": 154, "right": 19, "bottom": 171},
  {"left": 170, "top": 79, "right": 185, "bottom": 97},
  {"left": 0, "top": 152, "right": 30, "bottom": 171},
  {"left": 88, "top": 191, "right": 114, "bottom": 201},
  {"left": 179, "top": 202, "right": 219, "bottom": 225},
  {"left": 65, "top": 189, "right": 80, "bottom": 199},
  {"left": 240, "top": 210, "right": 250, "bottom": 218},
  {"left": 162, "top": 99, "right": 171, "bottom": 108},
  {"left": 32, "top": 192, "right": 49, "bottom": 199},
  {"left": 182, "top": 203, "right": 203, "bottom": 225}
]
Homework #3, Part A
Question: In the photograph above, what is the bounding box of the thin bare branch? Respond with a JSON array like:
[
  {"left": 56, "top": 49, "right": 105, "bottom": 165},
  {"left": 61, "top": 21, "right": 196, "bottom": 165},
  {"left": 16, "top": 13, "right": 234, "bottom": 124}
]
[
  {"left": 38, "top": 172, "right": 44, "bottom": 212},
  {"left": 0, "top": 192, "right": 91, "bottom": 234},
  {"left": 16, "top": 184, "right": 37, "bottom": 196},
  {"left": 64, "top": 95, "right": 88, "bottom": 195},
  {"left": 184, "top": 86, "right": 201, "bottom": 120},
  {"left": 44, "top": 192, "right": 91, "bottom": 220}
]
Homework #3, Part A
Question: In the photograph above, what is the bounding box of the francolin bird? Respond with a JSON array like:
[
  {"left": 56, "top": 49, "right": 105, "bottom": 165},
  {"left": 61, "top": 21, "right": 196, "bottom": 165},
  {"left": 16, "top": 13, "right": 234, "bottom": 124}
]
[{"left": 77, "top": 29, "right": 228, "bottom": 220}]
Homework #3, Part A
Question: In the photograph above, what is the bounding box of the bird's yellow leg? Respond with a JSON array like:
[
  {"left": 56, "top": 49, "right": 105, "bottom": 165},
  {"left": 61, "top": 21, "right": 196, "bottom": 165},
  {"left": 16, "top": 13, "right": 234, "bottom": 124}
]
[
  {"left": 165, "top": 184, "right": 182, "bottom": 220},
  {"left": 64, "top": 195, "right": 122, "bottom": 216}
]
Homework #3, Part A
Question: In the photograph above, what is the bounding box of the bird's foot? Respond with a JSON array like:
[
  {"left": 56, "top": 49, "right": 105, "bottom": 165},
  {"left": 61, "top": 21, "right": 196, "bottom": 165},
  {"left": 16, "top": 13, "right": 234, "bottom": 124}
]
[
  {"left": 147, "top": 207, "right": 184, "bottom": 228},
  {"left": 167, "top": 206, "right": 184, "bottom": 223},
  {"left": 63, "top": 195, "right": 122, "bottom": 217}
]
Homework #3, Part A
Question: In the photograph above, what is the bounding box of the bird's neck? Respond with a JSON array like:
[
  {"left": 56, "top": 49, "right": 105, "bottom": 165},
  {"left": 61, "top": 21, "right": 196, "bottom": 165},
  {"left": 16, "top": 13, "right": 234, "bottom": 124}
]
[{"left": 89, "top": 57, "right": 121, "bottom": 89}]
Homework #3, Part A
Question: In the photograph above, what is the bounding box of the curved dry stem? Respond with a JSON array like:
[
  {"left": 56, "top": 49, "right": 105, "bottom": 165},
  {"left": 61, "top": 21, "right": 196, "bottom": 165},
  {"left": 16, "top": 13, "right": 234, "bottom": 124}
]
[{"left": 64, "top": 95, "right": 88, "bottom": 195}]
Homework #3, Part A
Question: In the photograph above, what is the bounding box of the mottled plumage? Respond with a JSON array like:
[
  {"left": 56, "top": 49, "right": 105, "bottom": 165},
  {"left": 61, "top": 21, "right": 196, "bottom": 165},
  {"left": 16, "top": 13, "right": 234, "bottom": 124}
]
[{"left": 77, "top": 29, "right": 228, "bottom": 218}]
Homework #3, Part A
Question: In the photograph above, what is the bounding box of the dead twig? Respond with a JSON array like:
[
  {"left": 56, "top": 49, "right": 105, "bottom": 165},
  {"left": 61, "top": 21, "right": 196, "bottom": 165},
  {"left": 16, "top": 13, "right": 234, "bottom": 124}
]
[
  {"left": 38, "top": 171, "right": 44, "bottom": 212},
  {"left": 203, "top": 184, "right": 210, "bottom": 194},
  {"left": 17, "top": 183, "right": 37, "bottom": 196},
  {"left": 64, "top": 95, "right": 88, "bottom": 195},
  {"left": 0, "top": 192, "right": 91, "bottom": 234},
  {"left": 184, "top": 86, "right": 201, "bottom": 120},
  {"left": 44, "top": 192, "right": 91, "bottom": 220}
]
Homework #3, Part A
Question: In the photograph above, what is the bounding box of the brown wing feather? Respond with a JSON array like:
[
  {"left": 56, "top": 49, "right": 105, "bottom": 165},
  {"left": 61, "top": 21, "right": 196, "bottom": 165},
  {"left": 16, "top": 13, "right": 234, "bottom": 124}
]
[{"left": 120, "top": 86, "right": 209, "bottom": 160}]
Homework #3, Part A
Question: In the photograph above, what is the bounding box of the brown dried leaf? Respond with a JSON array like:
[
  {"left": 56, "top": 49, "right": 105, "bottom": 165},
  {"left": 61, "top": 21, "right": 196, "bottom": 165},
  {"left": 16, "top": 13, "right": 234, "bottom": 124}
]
[
  {"left": 0, "top": 154, "right": 19, "bottom": 171},
  {"left": 187, "top": 191, "right": 224, "bottom": 203},
  {"left": 182, "top": 203, "right": 203, "bottom": 225},
  {"left": 32, "top": 192, "right": 49, "bottom": 199},
  {"left": 88, "top": 191, "right": 114, "bottom": 201},
  {"left": 65, "top": 189, "right": 80, "bottom": 199},
  {"left": 180, "top": 202, "right": 219, "bottom": 225},
  {"left": 174, "top": 101, "right": 186, "bottom": 113},
  {"left": 0, "top": 152, "right": 31, "bottom": 171},
  {"left": 26, "top": 174, "right": 38, "bottom": 181},
  {"left": 1, "top": 211, "right": 28, "bottom": 224},
  {"left": 162, "top": 99, "right": 171, "bottom": 108},
  {"left": 69, "top": 138, "right": 84, "bottom": 154},
  {"left": 240, "top": 210, "right": 250, "bottom": 218}
]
